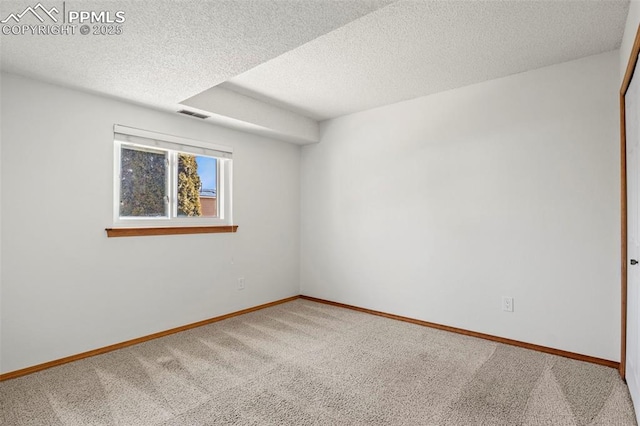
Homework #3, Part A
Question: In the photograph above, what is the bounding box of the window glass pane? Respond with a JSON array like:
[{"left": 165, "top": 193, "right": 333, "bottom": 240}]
[
  {"left": 177, "top": 154, "right": 217, "bottom": 218},
  {"left": 119, "top": 145, "right": 168, "bottom": 218}
]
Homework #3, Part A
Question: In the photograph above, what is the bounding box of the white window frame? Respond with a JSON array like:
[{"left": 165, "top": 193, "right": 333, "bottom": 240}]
[{"left": 112, "top": 125, "right": 233, "bottom": 228}]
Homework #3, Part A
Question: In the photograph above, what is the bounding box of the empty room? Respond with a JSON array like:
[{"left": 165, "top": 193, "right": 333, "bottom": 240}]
[{"left": 1, "top": 0, "right": 640, "bottom": 424}]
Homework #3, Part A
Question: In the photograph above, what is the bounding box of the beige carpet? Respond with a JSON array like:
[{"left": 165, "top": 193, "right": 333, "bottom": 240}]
[{"left": 0, "top": 299, "right": 637, "bottom": 425}]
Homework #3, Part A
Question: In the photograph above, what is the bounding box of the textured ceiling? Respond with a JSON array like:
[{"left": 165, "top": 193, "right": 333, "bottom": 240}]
[
  {"left": 223, "top": 0, "right": 630, "bottom": 120},
  {"left": 0, "top": 0, "right": 630, "bottom": 143},
  {"left": 0, "top": 0, "right": 392, "bottom": 107}
]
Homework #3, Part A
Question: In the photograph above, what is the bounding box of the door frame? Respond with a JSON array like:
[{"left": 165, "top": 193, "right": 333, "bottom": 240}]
[{"left": 621, "top": 23, "right": 640, "bottom": 379}]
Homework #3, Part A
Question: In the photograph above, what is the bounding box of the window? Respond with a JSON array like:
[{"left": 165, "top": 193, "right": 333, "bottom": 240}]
[{"left": 111, "top": 125, "right": 233, "bottom": 233}]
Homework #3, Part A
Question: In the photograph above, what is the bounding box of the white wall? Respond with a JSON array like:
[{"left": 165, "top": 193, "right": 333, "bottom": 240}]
[
  {"left": 301, "top": 51, "right": 621, "bottom": 361},
  {"left": 0, "top": 73, "right": 301, "bottom": 374}
]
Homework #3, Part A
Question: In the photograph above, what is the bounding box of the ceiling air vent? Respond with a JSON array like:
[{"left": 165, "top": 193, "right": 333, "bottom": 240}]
[{"left": 177, "top": 109, "right": 210, "bottom": 119}]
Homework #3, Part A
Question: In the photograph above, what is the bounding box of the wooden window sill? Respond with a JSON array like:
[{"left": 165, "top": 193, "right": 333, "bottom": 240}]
[{"left": 105, "top": 225, "right": 238, "bottom": 238}]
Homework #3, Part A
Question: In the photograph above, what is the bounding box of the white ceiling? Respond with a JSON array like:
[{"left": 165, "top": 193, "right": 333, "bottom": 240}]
[
  {"left": 0, "top": 0, "right": 392, "bottom": 108},
  {"left": 222, "top": 0, "right": 630, "bottom": 121},
  {"left": 0, "top": 0, "right": 630, "bottom": 143}
]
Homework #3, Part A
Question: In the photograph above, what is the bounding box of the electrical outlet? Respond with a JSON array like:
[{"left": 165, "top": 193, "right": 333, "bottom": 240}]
[
  {"left": 502, "top": 296, "right": 514, "bottom": 312},
  {"left": 237, "top": 277, "right": 245, "bottom": 290}
]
